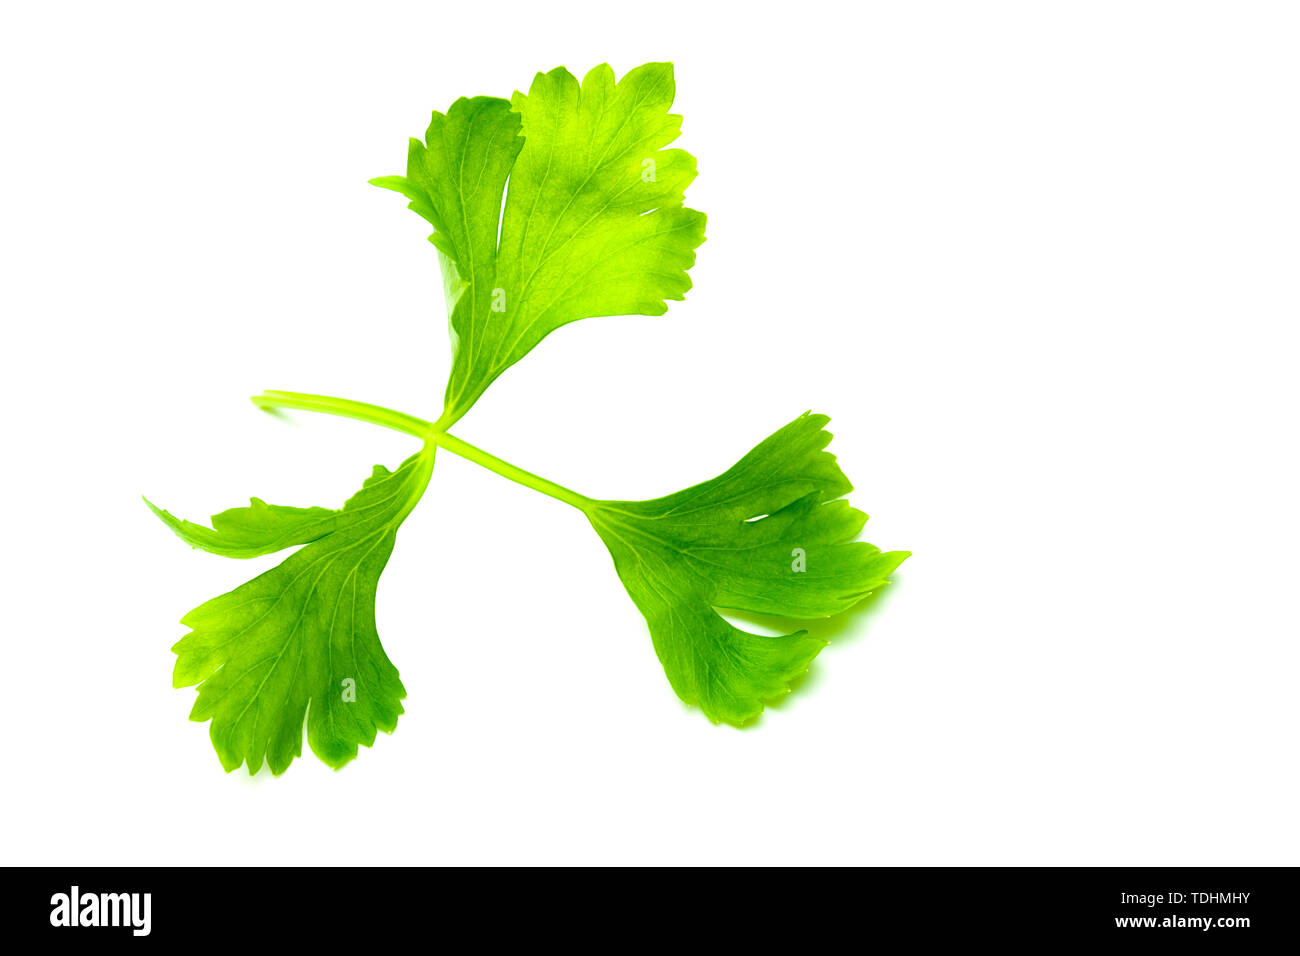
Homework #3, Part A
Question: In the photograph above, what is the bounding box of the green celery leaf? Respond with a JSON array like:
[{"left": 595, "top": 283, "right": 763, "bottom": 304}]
[
  {"left": 371, "top": 95, "right": 524, "bottom": 343},
  {"left": 375, "top": 62, "right": 707, "bottom": 424},
  {"left": 145, "top": 497, "right": 338, "bottom": 559},
  {"left": 153, "top": 448, "right": 433, "bottom": 774},
  {"left": 587, "top": 413, "right": 909, "bottom": 727}
]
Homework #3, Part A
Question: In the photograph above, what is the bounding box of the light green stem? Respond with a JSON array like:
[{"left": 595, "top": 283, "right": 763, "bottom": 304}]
[
  {"left": 252, "top": 390, "right": 433, "bottom": 438},
  {"left": 250, "top": 390, "right": 592, "bottom": 512},
  {"left": 431, "top": 429, "right": 591, "bottom": 510}
]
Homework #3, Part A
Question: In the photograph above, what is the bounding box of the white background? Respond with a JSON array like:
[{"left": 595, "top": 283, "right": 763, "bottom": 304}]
[{"left": 2, "top": 1, "right": 1296, "bottom": 866}]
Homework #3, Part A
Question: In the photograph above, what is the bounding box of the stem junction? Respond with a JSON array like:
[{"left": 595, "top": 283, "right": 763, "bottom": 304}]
[{"left": 251, "top": 390, "right": 592, "bottom": 512}]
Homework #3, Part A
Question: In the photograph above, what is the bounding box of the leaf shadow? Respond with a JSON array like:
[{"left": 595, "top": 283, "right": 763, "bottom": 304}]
[{"left": 255, "top": 405, "right": 298, "bottom": 427}]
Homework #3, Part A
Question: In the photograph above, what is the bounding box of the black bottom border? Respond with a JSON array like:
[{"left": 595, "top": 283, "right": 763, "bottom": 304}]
[{"left": 10, "top": 866, "right": 1296, "bottom": 943}]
